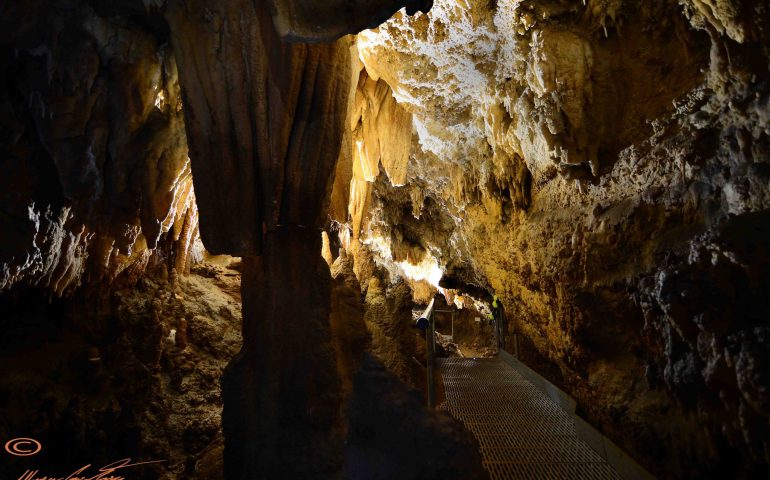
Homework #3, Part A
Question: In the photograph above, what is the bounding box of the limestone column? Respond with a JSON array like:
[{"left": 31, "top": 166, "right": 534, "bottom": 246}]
[{"left": 167, "top": 1, "right": 350, "bottom": 477}]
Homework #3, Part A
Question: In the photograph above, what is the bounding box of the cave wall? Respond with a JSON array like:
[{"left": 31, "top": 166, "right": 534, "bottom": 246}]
[
  {"left": 2, "top": 0, "right": 487, "bottom": 478},
  {"left": 5, "top": 0, "right": 769, "bottom": 478},
  {"left": 0, "top": 260, "right": 243, "bottom": 480},
  {"left": 343, "top": 0, "right": 770, "bottom": 477},
  {"left": 0, "top": 3, "right": 239, "bottom": 479},
  {"left": 0, "top": 0, "right": 201, "bottom": 297}
]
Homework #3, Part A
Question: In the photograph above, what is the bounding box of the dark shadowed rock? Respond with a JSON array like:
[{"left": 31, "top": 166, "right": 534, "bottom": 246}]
[
  {"left": 345, "top": 355, "right": 488, "bottom": 480},
  {"left": 266, "top": 0, "right": 434, "bottom": 42}
]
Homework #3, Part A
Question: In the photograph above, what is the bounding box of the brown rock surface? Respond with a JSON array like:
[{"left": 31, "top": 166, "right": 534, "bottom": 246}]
[
  {"left": 167, "top": 0, "right": 351, "bottom": 256},
  {"left": 3, "top": 0, "right": 770, "bottom": 478},
  {"left": 0, "top": 0, "right": 199, "bottom": 296},
  {"left": 0, "top": 261, "right": 242, "bottom": 480},
  {"left": 222, "top": 228, "right": 345, "bottom": 479},
  {"left": 166, "top": 2, "right": 363, "bottom": 477},
  {"left": 339, "top": 0, "right": 770, "bottom": 477}
]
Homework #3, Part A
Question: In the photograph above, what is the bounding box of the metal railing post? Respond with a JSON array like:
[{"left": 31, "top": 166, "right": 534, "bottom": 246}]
[
  {"left": 416, "top": 296, "right": 437, "bottom": 409},
  {"left": 427, "top": 311, "right": 435, "bottom": 408}
]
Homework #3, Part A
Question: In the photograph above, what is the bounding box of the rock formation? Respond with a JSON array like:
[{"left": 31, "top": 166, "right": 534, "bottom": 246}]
[
  {"left": 0, "top": 259, "right": 243, "bottom": 480},
  {"left": 2, "top": 0, "right": 770, "bottom": 478},
  {"left": 1, "top": 1, "right": 445, "bottom": 478},
  {"left": 336, "top": 0, "right": 770, "bottom": 477},
  {"left": 166, "top": 0, "right": 350, "bottom": 474},
  {"left": 0, "top": 0, "right": 199, "bottom": 296}
]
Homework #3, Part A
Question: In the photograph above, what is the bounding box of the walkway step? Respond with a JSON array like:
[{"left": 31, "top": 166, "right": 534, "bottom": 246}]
[{"left": 438, "top": 357, "right": 623, "bottom": 480}]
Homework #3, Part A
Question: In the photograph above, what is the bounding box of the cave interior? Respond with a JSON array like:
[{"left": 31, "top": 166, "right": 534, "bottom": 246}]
[{"left": 1, "top": 0, "right": 770, "bottom": 479}]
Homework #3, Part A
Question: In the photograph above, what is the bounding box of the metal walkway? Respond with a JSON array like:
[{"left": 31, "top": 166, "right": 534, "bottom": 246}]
[{"left": 438, "top": 357, "right": 623, "bottom": 480}]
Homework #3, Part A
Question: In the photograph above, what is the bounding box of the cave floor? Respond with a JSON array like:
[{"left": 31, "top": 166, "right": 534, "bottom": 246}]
[{"left": 439, "top": 358, "right": 621, "bottom": 480}]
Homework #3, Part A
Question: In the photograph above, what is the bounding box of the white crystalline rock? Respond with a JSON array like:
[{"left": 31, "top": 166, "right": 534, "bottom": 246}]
[
  {"left": 682, "top": 0, "right": 747, "bottom": 43},
  {"left": 398, "top": 254, "right": 444, "bottom": 287},
  {"left": 358, "top": 0, "right": 602, "bottom": 187},
  {"left": 362, "top": 230, "right": 444, "bottom": 288},
  {"left": 358, "top": 0, "right": 500, "bottom": 169},
  {"left": 0, "top": 205, "right": 91, "bottom": 296},
  {"left": 360, "top": 1, "right": 497, "bottom": 109}
]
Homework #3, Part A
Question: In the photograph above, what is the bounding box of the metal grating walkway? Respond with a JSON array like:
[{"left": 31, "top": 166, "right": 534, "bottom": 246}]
[{"left": 439, "top": 357, "right": 623, "bottom": 480}]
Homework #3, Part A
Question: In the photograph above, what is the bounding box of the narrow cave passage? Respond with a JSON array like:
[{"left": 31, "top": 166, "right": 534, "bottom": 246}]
[{"left": 2, "top": 1, "right": 770, "bottom": 480}]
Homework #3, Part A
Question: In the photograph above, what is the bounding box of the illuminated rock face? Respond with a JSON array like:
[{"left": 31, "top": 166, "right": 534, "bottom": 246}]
[
  {"left": 2, "top": 0, "right": 769, "bottom": 478},
  {"left": 0, "top": 1, "right": 200, "bottom": 296},
  {"left": 0, "top": 0, "right": 438, "bottom": 296},
  {"left": 2, "top": 2, "right": 459, "bottom": 479},
  {"left": 344, "top": 0, "right": 770, "bottom": 476}
]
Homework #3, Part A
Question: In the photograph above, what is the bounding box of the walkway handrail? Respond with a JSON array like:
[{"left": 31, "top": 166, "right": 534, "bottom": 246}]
[
  {"left": 416, "top": 296, "right": 438, "bottom": 408},
  {"left": 415, "top": 297, "right": 435, "bottom": 331}
]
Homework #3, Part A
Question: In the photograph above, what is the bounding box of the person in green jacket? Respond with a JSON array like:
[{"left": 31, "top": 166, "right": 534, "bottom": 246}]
[{"left": 491, "top": 295, "right": 506, "bottom": 350}]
